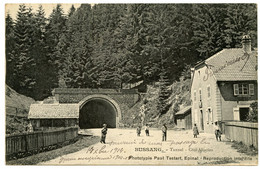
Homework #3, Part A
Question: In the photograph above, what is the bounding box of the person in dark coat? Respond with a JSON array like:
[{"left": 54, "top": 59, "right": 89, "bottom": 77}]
[
  {"left": 161, "top": 124, "right": 167, "bottom": 141},
  {"left": 100, "top": 124, "right": 108, "bottom": 144},
  {"left": 193, "top": 124, "right": 199, "bottom": 138},
  {"left": 136, "top": 126, "right": 141, "bottom": 136},
  {"left": 144, "top": 124, "right": 149, "bottom": 136}
]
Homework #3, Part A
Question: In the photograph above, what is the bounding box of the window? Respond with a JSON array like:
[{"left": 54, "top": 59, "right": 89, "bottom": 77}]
[
  {"left": 207, "top": 85, "right": 211, "bottom": 98},
  {"left": 234, "top": 84, "right": 239, "bottom": 95},
  {"left": 194, "top": 91, "right": 196, "bottom": 102},
  {"left": 199, "top": 89, "right": 202, "bottom": 101},
  {"left": 40, "top": 119, "right": 52, "bottom": 127},
  {"left": 243, "top": 84, "right": 248, "bottom": 95},
  {"left": 234, "top": 83, "right": 254, "bottom": 96},
  {"left": 249, "top": 84, "right": 254, "bottom": 95},
  {"left": 206, "top": 109, "right": 209, "bottom": 124},
  {"left": 207, "top": 108, "right": 213, "bottom": 123},
  {"left": 206, "top": 108, "right": 212, "bottom": 124}
]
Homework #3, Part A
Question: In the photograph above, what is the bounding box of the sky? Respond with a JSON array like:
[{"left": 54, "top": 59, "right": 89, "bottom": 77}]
[{"left": 5, "top": 3, "right": 82, "bottom": 19}]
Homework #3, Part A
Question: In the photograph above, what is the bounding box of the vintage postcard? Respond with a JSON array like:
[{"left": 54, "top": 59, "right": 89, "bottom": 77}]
[{"left": 4, "top": 1, "right": 258, "bottom": 166}]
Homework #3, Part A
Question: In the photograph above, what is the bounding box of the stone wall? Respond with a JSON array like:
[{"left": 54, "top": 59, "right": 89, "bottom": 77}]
[
  {"left": 54, "top": 88, "right": 140, "bottom": 107},
  {"left": 53, "top": 88, "right": 141, "bottom": 124}
]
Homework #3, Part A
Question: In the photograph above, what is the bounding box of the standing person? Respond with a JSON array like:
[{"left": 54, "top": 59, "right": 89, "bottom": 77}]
[
  {"left": 193, "top": 124, "right": 199, "bottom": 138},
  {"left": 136, "top": 126, "right": 141, "bottom": 136},
  {"left": 144, "top": 124, "right": 150, "bottom": 136},
  {"left": 100, "top": 124, "right": 108, "bottom": 144},
  {"left": 214, "top": 121, "right": 222, "bottom": 141},
  {"left": 161, "top": 123, "right": 167, "bottom": 141},
  {"left": 26, "top": 120, "right": 33, "bottom": 132}
]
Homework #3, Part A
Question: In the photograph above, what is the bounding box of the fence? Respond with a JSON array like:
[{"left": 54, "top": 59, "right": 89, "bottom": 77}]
[
  {"left": 223, "top": 121, "right": 258, "bottom": 148},
  {"left": 6, "top": 127, "right": 78, "bottom": 159}
]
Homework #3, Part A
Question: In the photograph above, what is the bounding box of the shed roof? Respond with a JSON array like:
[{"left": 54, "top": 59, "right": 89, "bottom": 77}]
[
  {"left": 205, "top": 49, "right": 257, "bottom": 81},
  {"left": 28, "top": 104, "right": 79, "bottom": 119},
  {"left": 175, "top": 106, "right": 191, "bottom": 115}
]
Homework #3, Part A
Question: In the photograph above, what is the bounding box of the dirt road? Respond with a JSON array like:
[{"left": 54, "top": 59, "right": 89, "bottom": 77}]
[{"left": 40, "top": 128, "right": 257, "bottom": 165}]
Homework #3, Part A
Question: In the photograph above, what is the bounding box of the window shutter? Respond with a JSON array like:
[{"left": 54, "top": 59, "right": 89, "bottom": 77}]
[
  {"left": 249, "top": 84, "right": 254, "bottom": 95},
  {"left": 233, "top": 84, "right": 239, "bottom": 95}
]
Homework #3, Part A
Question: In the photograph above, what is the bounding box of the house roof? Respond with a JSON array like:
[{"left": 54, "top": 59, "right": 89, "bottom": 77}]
[
  {"left": 204, "top": 48, "right": 257, "bottom": 81},
  {"left": 175, "top": 106, "right": 191, "bottom": 115},
  {"left": 28, "top": 104, "right": 79, "bottom": 119}
]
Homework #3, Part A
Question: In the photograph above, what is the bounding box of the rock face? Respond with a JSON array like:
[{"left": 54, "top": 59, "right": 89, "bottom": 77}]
[{"left": 122, "top": 78, "right": 191, "bottom": 128}]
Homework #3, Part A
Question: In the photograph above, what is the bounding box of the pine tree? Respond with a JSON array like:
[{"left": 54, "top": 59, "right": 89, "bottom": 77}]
[
  {"left": 45, "top": 4, "right": 67, "bottom": 89},
  {"left": 57, "top": 4, "right": 96, "bottom": 88},
  {"left": 192, "top": 4, "right": 228, "bottom": 59},
  {"left": 224, "top": 4, "right": 257, "bottom": 48},
  {"left": 91, "top": 4, "right": 127, "bottom": 88},
  {"left": 5, "top": 13, "right": 16, "bottom": 88},
  {"left": 113, "top": 4, "right": 144, "bottom": 86},
  {"left": 68, "top": 5, "right": 76, "bottom": 17},
  {"left": 13, "top": 4, "right": 36, "bottom": 97},
  {"left": 157, "top": 66, "right": 171, "bottom": 115},
  {"left": 31, "top": 5, "right": 55, "bottom": 100}
]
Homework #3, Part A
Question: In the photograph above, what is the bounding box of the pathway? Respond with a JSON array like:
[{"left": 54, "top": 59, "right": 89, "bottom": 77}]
[{"left": 40, "top": 128, "right": 257, "bottom": 165}]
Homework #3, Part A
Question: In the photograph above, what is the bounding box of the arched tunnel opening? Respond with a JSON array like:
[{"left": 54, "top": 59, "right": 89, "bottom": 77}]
[{"left": 79, "top": 98, "right": 117, "bottom": 129}]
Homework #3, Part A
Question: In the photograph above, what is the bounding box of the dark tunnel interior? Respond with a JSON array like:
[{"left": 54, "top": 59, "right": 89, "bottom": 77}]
[{"left": 79, "top": 99, "right": 117, "bottom": 129}]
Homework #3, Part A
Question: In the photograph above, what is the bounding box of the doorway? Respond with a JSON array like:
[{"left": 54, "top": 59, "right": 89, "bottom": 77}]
[
  {"left": 239, "top": 107, "right": 249, "bottom": 121},
  {"left": 200, "top": 110, "right": 204, "bottom": 130}
]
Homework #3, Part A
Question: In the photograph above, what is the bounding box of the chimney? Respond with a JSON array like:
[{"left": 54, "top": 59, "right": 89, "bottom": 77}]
[{"left": 242, "top": 35, "right": 251, "bottom": 53}]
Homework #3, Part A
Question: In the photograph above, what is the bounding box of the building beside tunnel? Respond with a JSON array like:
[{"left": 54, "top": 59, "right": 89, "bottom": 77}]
[
  {"left": 28, "top": 104, "right": 79, "bottom": 130},
  {"left": 190, "top": 35, "right": 257, "bottom": 133},
  {"left": 28, "top": 88, "right": 140, "bottom": 129}
]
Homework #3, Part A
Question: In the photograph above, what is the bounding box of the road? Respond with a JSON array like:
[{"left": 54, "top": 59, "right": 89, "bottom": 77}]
[{"left": 40, "top": 128, "right": 257, "bottom": 165}]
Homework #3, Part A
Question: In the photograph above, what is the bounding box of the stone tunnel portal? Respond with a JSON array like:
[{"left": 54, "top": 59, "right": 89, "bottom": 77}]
[{"left": 79, "top": 96, "right": 120, "bottom": 129}]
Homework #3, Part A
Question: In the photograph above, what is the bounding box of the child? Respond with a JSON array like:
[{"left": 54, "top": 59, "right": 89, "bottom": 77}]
[
  {"left": 136, "top": 126, "right": 141, "bottom": 136},
  {"left": 193, "top": 124, "right": 199, "bottom": 138},
  {"left": 214, "top": 121, "right": 222, "bottom": 141},
  {"left": 144, "top": 124, "right": 150, "bottom": 136}
]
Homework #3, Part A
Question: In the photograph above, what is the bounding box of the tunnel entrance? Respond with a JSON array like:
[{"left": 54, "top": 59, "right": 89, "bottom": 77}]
[{"left": 79, "top": 98, "right": 117, "bottom": 129}]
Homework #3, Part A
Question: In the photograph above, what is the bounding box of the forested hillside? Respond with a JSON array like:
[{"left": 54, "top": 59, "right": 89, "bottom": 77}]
[{"left": 6, "top": 4, "right": 257, "bottom": 103}]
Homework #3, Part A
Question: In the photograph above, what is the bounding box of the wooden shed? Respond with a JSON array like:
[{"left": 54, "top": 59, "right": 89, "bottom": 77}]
[
  {"left": 28, "top": 103, "right": 79, "bottom": 130},
  {"left": 175, "top": 106, "right": 192, "bottom": 130}
]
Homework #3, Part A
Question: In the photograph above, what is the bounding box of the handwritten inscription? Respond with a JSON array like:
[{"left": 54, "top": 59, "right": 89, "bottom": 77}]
[
  {"left": 169, "top": 138, "right": 210, "bottom": 148},
  {"left": 55, "top": 138, "right": 254, "bottom": 164},
  {"left": 203, "top": 52, "right": 250, "bottom": 81},
  {"left": 86, "top": 145, "right": 124, "bottom": 154}
]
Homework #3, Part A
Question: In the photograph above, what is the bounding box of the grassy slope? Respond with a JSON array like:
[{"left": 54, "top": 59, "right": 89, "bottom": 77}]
[
  {"left": 5, "top": 85, "right": 35, "bottom": 111},
  {"left": 5, "top": 85, "right": 35, "bottom": 134}
]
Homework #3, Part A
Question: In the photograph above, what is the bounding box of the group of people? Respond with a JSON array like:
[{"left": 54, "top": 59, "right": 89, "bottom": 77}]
[
  {"left": 100, "top": 121, "right": 222, "bottom": 144},
  {"left": 136, "top": 124, "right": 150, "bottom": 137},
  {"left": 193, "top": 121, "right": 222, "bottom": 141},
  {"left": 137, "top": 123, "right": 167, "bottom": 141}
]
